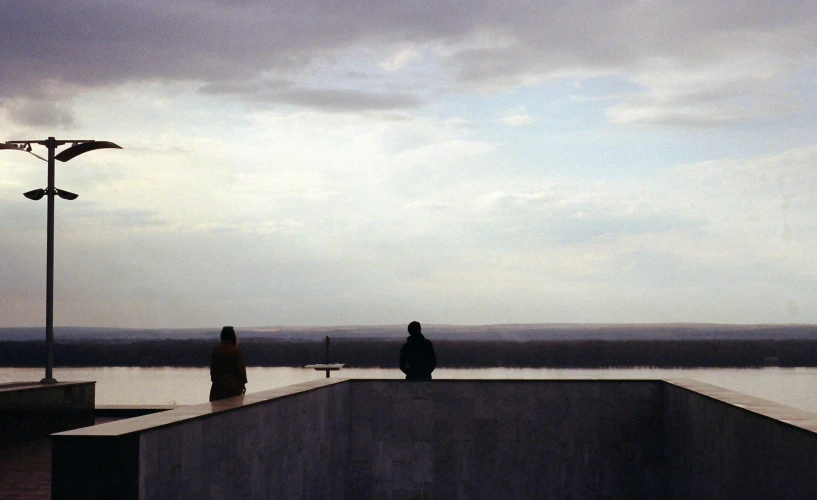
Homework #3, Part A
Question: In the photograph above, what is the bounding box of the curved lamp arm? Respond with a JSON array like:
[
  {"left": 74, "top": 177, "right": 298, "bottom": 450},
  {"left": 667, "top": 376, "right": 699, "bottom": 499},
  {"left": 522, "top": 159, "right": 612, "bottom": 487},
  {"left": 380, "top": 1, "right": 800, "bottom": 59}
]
[
  {"left": 0, "top": 143, "right": 47, "bottom": 162},
  {"left": 55, "top": 141, "right": 122, "bottom": 162}
]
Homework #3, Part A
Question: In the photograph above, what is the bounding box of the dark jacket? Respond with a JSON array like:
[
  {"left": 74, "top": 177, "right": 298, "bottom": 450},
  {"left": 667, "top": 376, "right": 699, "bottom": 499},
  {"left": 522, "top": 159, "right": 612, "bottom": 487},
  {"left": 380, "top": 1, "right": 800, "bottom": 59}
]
[
  {"left": 209, "top": 343, "right": 248, "bottom": 401},
  {"left": 399, "top": 334, "right": 437, "bottom": 380}
]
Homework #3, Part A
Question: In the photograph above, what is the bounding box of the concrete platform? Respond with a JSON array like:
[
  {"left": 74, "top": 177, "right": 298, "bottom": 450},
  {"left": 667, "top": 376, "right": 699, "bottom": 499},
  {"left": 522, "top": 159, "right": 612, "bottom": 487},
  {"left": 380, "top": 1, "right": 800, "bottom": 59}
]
[
  {"left": 0, "top": 437, "right": 51, "bottom": 500},
  {"left": 52, "top": 378, "right": 817, "bottom": 499},
  {"left": 0, "top": 381, "right": 95, "bottom": 448},
  {"left": 0, "top": 408, "right": 173, "bottom": 500}
]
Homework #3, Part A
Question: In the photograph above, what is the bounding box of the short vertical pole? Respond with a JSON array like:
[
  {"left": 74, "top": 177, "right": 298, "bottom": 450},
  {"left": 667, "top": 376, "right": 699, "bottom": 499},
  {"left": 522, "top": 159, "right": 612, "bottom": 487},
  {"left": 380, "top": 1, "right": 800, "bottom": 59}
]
[{"left": 325, "top": 335, "right": 330, "bottom": 378}]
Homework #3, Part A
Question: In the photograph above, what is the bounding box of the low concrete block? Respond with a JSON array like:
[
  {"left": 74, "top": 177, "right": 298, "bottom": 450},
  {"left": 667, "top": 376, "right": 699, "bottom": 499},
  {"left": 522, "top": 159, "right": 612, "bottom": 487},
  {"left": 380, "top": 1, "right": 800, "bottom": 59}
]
[{"left": 0, "top": 381, "right": 94, "bottom": 447}]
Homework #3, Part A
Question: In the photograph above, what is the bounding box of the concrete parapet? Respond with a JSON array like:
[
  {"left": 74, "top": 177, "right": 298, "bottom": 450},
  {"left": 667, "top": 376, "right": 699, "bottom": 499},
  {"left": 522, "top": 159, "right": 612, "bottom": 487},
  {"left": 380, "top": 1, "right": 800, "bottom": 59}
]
[
  {"left": 52, "top": 378, "right": 348, "bottom": 499},
  {"left": 51, "top": 379, "right": 817, "bottom": 499},
  {"left": 349, "top": 380, "right": 664, "bottom": 499},
  {"left": 664, "top": 379, "right": 817, "bottom": 499},
  {"left": 0, "top": 381, "right": 94, "bottom": 447}
]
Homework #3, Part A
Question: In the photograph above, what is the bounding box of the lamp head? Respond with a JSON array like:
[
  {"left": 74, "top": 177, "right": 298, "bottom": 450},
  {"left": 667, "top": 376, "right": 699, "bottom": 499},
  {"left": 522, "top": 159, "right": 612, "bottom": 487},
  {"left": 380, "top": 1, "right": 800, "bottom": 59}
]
[
  {"left": 55, "top": 141, "right": 122, "bottom": 162},
  {"left": 23, "top": 189, "right": 46, "bottom": 201},
  {"left": 55, "top": 189, "right": 79, "bottom": 200}
]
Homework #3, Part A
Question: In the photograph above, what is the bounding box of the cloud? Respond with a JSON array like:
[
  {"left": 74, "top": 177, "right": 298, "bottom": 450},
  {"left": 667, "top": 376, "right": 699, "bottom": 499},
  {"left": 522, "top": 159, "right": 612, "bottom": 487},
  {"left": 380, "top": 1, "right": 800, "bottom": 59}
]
[
  {"left": 276, "top": 88, "right": 422, "bottom": 112},
  {"left": 495, "top": 113, "right": 536, "bottom": 126},
  {"left": 199, "top": 80, "right": 423, "bottom": 112},
  {"left": 379, "top": 47, "right": 422, "bottom": 71},
  {"left": 5, "top": 133, "right": 817, "bottom": 325},
  {"left": 3, "top": 97, "right": 77, "bottom": 129},
  {"left": 474, "top": 191, "right": 554, "bottom": 211},
  {"left": 605, "top": 56, "right": 805, "bottom": 126},
  {"left": 69, "top": 206, "right": 168, "bottom": 229},
  {"left": 3, "top": 1, "right": 816, "bottom": 124},
  {"left": 469, "top": 186, "right": 705, "bottom": 247},
  {"left": 403, "top": 200, "right": 454, "bottom": 211}
]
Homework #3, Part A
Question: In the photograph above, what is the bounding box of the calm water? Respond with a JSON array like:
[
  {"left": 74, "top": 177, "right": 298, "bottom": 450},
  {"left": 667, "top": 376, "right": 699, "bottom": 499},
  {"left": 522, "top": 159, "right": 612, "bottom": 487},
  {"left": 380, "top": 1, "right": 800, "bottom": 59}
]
[{"left": 2, "top": 366, "right": 816, "bottom": 413}]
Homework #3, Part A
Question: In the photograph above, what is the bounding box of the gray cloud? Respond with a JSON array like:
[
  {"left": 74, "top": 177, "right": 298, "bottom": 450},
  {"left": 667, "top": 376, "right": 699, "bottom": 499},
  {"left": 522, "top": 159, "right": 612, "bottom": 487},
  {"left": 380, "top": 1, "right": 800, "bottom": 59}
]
[
  {"left": 4, "top": 97, "right": 77, "bottom": 129},
  {"left": 0, "top": 200, "right": 47, "bottom": 231},
  {"left": 70, "top": 206, "right": 168, "bottom": 229},
  {"left": 200, "top": 81, "right": 422, "bottom": 111},
  {"left": 275, "top": 88, "right": 422, "bottom": 112},
  {"left": 3, "top": 1, "right": 816, "bottom": 124},
  {"left": 474, "top": 208, "right": 705, "bottom": 248},
  {"left": 0, "top": 199, "right": 165, "bottom": 230}
]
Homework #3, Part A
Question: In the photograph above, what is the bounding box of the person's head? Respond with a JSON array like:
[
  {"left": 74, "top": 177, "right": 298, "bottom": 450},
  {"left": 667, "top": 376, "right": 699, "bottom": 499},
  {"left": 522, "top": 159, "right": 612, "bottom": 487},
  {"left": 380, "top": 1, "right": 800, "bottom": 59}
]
[
  {"left": 220, "top": 326, "right": 237, "bottom": 344},
  {"left": 408, "top": 321, "right": 421, "bottom": 337}
]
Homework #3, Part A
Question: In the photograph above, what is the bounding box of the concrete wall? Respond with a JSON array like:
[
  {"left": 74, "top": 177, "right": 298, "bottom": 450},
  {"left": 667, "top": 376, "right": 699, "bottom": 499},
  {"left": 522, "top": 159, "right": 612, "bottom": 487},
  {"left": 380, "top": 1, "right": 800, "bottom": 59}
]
[
  {"left": 664, "top": 379, "right": 817, "bottom": 500},
  {"left": 52, "top": 379, "right": 817, "bottom": 499},
  {"left": 52, "top": 379, "right": 348, "bottom": 499},
  {"left": 348, "top": 380, "right": 664, "bottom": 499},
  {"left": 0, "top": 381, "right": 94, "bottom": 447}
]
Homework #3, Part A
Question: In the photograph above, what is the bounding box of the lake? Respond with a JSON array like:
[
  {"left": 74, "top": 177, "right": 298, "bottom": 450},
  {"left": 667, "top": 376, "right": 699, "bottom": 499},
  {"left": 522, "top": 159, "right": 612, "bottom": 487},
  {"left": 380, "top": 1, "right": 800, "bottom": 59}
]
[{"left": 2, "top": 366, "right": 816, "bottom": 413}]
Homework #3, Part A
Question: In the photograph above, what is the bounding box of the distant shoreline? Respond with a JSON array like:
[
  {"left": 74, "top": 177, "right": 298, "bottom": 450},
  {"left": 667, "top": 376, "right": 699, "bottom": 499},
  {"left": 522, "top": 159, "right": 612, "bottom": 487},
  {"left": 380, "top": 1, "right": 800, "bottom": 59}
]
[
  {"left": 2, "top": 323, "right": 817, "bottom": 342},
  {"left": 1, "top": 338, "right": 815, "bottom": 369}
]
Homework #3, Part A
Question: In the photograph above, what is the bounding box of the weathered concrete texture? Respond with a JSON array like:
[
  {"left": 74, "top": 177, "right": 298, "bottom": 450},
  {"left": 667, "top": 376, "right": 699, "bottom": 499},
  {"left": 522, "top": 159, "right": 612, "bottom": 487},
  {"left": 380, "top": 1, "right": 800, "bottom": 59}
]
[
  {"left": 664, "top": 381, "right": 817, "bottom": 500},
  {"left": 139, "top": 383, "right": 349, "bottom": 499},
  {"left": 52, "top": 379, "right": 348, "bottom": 500},
  {"left": 0, "top": 381, "right": 94, "bottom": 447},
  {"left": 348, "top": 380, "right": 664, "bottom": 500},
  {"left": 51, "top": 379, "right": 817, "bottom": 499}
]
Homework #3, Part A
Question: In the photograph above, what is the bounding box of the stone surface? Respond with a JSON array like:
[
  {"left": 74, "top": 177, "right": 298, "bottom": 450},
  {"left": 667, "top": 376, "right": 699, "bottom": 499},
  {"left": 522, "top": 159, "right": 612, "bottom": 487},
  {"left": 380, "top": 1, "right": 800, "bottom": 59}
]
[
  {"left": 664, "top": 380, "right": 817, "bottom": 499},
  {"left": 53, "top": 378, "right": 348, "bottom": 500},
  {"left": 348, "top": 380, "right": 665, "bottom": 499},
  {"left": 50, "top": 378, "right": 817, "bottom": 499}
]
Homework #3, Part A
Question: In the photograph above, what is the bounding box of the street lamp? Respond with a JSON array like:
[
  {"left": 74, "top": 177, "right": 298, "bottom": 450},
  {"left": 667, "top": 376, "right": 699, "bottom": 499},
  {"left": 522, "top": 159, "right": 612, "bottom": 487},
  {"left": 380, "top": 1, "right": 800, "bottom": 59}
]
[{"left": 1, "top": 137, "right": 121, "bottom": 383}]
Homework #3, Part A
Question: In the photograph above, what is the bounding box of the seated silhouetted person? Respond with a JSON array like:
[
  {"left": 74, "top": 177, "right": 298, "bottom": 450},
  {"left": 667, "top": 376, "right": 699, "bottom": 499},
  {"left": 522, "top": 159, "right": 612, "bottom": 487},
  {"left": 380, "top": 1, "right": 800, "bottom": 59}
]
[
  {"left": 399, "top": 321, "right": 436, "bottom": 380},
  {"left": 209, "top": 326, "right": 248, "bottom": 401}
]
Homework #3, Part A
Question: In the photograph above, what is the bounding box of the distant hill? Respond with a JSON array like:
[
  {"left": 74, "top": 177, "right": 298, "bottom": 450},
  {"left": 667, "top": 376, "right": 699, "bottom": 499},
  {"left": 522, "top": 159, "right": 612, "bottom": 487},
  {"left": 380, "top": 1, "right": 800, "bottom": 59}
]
[
  {"left": 3, "top": 323, "right": 817, "bottom": 342},
  {"left": 4, "top": 324, "right": 817, "bottom": 368}
]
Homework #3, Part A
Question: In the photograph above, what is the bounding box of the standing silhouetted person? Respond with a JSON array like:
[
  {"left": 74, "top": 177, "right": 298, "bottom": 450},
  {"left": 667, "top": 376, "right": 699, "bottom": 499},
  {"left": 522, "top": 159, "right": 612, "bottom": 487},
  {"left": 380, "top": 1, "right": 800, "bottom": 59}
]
[
  {"left": 209, "top": 326, "right": 248, "bottom": 401},
  {"left": 399, "top": 321, "right": 436, "bottom": 380}
]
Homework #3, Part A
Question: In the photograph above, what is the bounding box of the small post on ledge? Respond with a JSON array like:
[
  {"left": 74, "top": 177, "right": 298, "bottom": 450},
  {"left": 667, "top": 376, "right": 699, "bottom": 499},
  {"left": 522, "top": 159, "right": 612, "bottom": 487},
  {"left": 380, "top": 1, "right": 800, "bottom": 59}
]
[
  {"left": 305, "top": 334, "right": 344, "bottom": 378},
  {"left": 324, "top": 335, "right": 330, "bottom": 378}
]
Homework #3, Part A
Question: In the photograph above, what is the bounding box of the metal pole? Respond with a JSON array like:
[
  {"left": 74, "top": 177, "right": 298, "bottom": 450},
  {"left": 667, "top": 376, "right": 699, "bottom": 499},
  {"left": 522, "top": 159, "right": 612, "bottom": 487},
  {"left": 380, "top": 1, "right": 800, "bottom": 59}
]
[
  {"left": 3, "top": 137, "right": 119, "bottom": 383},
  {"left": 42, "top": 137, "right": 57, "bottom": 384}
]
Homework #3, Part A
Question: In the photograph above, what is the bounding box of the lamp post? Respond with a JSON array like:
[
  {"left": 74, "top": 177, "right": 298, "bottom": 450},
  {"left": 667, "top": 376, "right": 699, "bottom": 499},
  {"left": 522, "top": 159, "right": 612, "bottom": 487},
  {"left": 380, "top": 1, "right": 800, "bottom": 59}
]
[{"left": 1, "top": 137, "right": 121, "bottom": 383}]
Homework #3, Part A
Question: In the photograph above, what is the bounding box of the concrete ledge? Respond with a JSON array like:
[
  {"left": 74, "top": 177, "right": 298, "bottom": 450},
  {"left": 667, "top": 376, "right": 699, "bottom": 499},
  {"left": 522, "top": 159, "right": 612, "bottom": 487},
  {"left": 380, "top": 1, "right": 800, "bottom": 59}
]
[
  {"left": 666, "top": 378, "right": 817, "bottom": 432},
  {"left": 95, "top": 405, "right": 181, "bottom": 419},
  {"left": 664, "top": 378, "right": 817, "bottom": 499},
  {"left": 58, "top": 378, "right": 345, "bottom": 437},
  {"left": 53, "top": 378, "right": 349, "bottom": 499},
  {"left": 0, "top": 381, "right": 95, "bottom": 448}
]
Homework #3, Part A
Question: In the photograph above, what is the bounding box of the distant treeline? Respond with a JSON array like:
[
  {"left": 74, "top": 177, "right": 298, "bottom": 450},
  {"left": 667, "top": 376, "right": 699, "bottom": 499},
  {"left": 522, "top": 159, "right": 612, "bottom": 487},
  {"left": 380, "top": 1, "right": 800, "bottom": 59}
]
[{"left": 1, "top": 339, "right": 816, "bottom": 368}]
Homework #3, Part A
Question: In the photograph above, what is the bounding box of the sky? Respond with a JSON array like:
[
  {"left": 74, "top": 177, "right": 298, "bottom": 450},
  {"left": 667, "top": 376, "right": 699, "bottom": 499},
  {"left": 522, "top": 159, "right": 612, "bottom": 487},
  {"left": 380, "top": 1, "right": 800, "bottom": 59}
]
[{"left": 2, "top": 0, "right": 817, "bottom": 328}]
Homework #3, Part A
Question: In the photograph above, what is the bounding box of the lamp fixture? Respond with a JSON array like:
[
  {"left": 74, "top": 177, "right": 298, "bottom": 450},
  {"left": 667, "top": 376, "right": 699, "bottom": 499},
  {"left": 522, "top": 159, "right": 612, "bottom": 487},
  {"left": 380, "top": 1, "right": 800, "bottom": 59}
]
[
  {"left": 24, "top": 189, "right": 47, "bottom": 201},
  {"left": 2, "top": 137, "right": 121, "bottom": 383}
]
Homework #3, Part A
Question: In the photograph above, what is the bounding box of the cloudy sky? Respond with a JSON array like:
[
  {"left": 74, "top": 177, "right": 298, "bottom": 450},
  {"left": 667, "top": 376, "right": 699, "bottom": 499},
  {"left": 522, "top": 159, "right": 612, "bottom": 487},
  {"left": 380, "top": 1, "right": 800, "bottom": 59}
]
[{"left": 2, "top": 0, "right": 817, "bottom": 328}]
